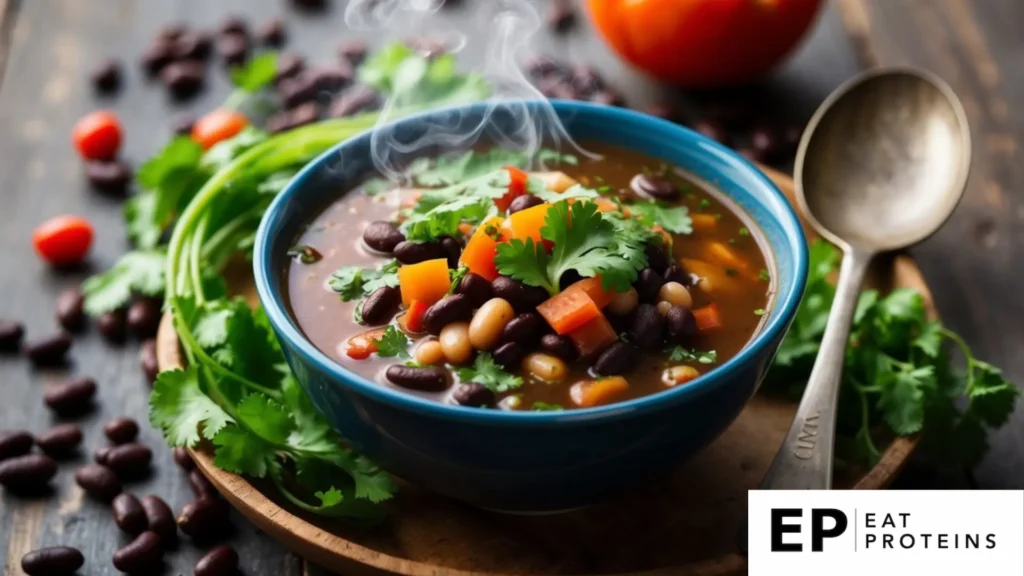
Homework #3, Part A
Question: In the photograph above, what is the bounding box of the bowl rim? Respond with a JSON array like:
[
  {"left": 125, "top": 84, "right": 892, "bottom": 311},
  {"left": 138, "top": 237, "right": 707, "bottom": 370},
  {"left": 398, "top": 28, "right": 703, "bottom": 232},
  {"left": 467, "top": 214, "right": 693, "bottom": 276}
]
[{"left": 254, "top": 100, "right": 809, "bottom": 425}]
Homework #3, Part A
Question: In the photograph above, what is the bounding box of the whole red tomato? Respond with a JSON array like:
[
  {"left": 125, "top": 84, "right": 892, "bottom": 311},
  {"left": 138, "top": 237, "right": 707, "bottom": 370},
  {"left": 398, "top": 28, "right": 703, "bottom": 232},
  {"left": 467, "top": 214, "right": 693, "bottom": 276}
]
[{"left": 586, "top": 0, "right": 824, "bottom": 87}]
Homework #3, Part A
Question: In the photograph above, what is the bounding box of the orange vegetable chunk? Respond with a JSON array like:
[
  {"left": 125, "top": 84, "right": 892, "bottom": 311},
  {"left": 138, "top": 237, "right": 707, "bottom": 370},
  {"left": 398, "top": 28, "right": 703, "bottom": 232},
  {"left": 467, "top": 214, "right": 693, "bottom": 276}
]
[
  {"left": 567, "top": 314, "right": 618, "bottom": 357},
  {"left": 570, "top": 376, "right": 630, "bottom": 408},
  {"left": 403, "top": 299, "right": 429, "bottom": 333},
  {"left": 567, "top": 277, "right": 614, "bottom": 309},
  {"left": 693, "top": 303, "right": 723, "bottom": 331},
  {"left": 459, "top": 217, "right": 504, "bottom": 281},
  {"left": 705, "top": 241, "right": 748, "bottom": 271},
  {"left": 398, "top": 258, "right": 451, "bottom": 308},
  {"left": 502, "top": 203, "right": 551, "bottom": 243},
  {"left": 538, "top": 289, "right": 601, "bottom": 335},
  {"left": 691, "top": 213, "right": 718, "bottom": 231},
  {"left": 346, "top": 328, "right": 386, "bottom": 360},
  {"left": 495, "top": 166, "right": 529, "bottom": 211}
]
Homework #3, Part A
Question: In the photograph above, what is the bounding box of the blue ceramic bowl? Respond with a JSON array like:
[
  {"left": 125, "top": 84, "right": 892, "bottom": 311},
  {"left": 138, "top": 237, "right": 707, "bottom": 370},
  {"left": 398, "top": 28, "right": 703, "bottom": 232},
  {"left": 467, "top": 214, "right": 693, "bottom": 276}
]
[{"left": 254, "top": 101, "right": 808, "bottom": 512}]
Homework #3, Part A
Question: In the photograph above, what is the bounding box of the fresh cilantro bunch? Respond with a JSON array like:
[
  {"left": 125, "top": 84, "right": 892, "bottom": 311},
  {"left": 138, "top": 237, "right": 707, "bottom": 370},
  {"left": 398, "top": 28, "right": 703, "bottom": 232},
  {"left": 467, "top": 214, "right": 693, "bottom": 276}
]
[
  {"left": 495, "top": 200, "right": 648, "bottom": 294},
  {"left": 764, "top": 240, "right": 1018, "bottom": 467}
]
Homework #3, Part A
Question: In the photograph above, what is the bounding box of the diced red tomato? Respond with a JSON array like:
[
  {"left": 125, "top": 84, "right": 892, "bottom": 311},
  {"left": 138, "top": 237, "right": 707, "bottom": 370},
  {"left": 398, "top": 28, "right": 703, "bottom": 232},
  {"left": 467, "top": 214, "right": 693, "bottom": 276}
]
[
  {"left": 404, "top": 300, "right": 429, "bottom": 333},
  {"left": 346, "top": 328, "right": 385, "bottom": 359},
  {"left": 495, "top": 166, "right": 528, "bottom": 211}
]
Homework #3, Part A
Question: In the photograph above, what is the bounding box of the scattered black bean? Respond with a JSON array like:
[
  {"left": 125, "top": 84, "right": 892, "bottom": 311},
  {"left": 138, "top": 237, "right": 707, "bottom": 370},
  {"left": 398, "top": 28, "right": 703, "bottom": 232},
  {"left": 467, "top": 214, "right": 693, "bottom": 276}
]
[
  {"left": 55, "top": 288, "right": 86, "bottom": 332},
  {"left": 97, "top": 309, "right": 127, "bottom": 343},
  {"left": 0, "top": 320, "right": 24, "bottom": 352},
  {"left": 492, "top": 341, "right": 525, "bottom": 370},
  {"left": 112, "top": 493, "right": 148, "bottom": 535},
  {"left": 593, "top": 341, "right": 634, "bottom": 376},
  {"left": 630, "top": 304, "right": 665, "bottom": 349},
  {"left": 75, "top": 464, "right": 122, "bottom": 501},
  {"left": 539, "top": 333, "right": 577, "bottom": 361},
  {"left": 141, "top": 495, "right": 177, "bottom": 542},
  {"left": 0, "top": 454, "right": 57, "bottom": 492},
  {"left": 160, "top": 60, "right": 206, "bottom": 99},
  {"left": 328, "top": 86, "right": 379, "bottom": 117},
  {"left": 359, "top": 286, "right": 401, "bottom": 326},
  {"left": 663, "top": 264, "right": 689, "bottom": 286},
  {"left": 0, "top": 430, "right": 33, "bottom": 461},
  {"left": 91, "top": 58, "right": 122, "bottom": 93},
  {"left": 278, "top": 75, "right": 318, "bottom": 108},
  {"left": 309, "top": 64, "right": 353, "bottom": 91},
  {"left": 666, "top": 305, "right": 698, "bottom": 342},
  {"left": 631, "top": 173, "right": 679, "bottom": 202},
  {"left": 20, "top": 546, "right": 84, "bottom": 576},
  {"left": 452, "top": 382, "right": 495, "bottom": 408},
  {"left": 385, "top": 365, "right": 450, "bottom": 392},
  {"left": 290, "top": 102, "right": 321, "bottom": 130},
  {"left": 257, "top": 17, "right": 287, "bottom": 46},
  {"left": 500, "top": 312, "right": 543, "bottom": 346},
  {"left": 172, "top": 30, "right": 212, "bottom": 61},
  {"left": 218, "top": 15, "right": 248, "bottom": 38},
  {"left": 546, "top": 0, "right": 576, "bottom": 32},
  {"left": 35, "top": 424, "right": 82, "bottom": 458},
  {"left": 177, "top": 497, "right": 230, "bottom": 540},
  {"left": 275, "top": 51, "right": 306, "bottom": 84},
  {"left": 127, "top": 298, "right": 160, "bottom": 339},
  {"left": 106, "top": 443, "right": 153, "bottom": 477},
  {"left": 457, "top": 273, "right": 493, "bottom": 308},
  {"left": 218, "top": 34, "right": 249, "bottom": 67},
  {"left": 422, "top": 294, "right": 473, "bottom": 335},
  {"left": 140, "top": 339, "right": 159, "bottom": 384},
  {"left": 569, "top": 64, "right": 602, "bottom": 96},
  {"left": 94, "top": 446, "right": 112, "bottom": 465},
  {"left": 23, "top": 332, "right": 72, "bottom": 366},
  {"left": 171, "top": 114, "right": 196, "bottom": 136},
  {"left": 84, "top": 160, "right": 132, "bottom": 195},
  {"left": 439, "top": 235, "right": 463, "bottom": 268},
  {"left": 195, "top": 545, "right": 240, "bottom": 576},
  {"left": 104, "top": 417, "right": 139, "bottom": 444},
  {"left": 634, "top": 268, "right": 665, "bottom": 303},
  {"left": 393, "top": 240, "right": 446, "bottom": 265},
  {"left": 338, "top": 39, "right": 368, "bottom": 65},
  {"left": 141, "top": 41, "right": 175, "bottom": 76},
  {"left": 559, "top": 269, "right": 584, "bottom": 291},
  {"left": 693, "top": 120, "right": 726, "bottom": 143},
  {"left": 188, "top": 468, "right": 218, "bottom": 500},
  {"left": 491, "top": 276, "right": 547, "bottom": 312},
  {"left": 112, "top": 531, "right": 163, "bottom": 574},
  {"left": 362, "top": 221, "right": 405, "bottom": 253},
  {"left": 644, "top": 243, "right": 670, "bottom": 274},
  {"left": 508, "top": 194, "right": 544, "bottom": 214},
  {"left": 43, "top": 377, "right": 96, "bottom": 415},
  {"left": 173, "top": 447, "right": 195, "bottom": 471}
]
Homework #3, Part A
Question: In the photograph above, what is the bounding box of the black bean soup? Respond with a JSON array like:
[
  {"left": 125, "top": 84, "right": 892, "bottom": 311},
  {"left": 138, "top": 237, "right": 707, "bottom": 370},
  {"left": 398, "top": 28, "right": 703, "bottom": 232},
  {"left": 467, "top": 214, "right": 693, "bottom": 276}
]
[{"left": 286, "top": 142, "right": 771, "bottom": 411}]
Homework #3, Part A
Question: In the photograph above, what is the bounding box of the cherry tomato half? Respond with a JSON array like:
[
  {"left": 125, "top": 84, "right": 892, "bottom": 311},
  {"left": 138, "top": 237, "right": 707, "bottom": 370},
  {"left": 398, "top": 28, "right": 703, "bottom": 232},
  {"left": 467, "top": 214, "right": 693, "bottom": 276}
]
[
  {"left": 72, "top": 110, "right": 123, "bottom": 161},
  {"left": 33, "top": 215, "right": 95, "bottom": 267},
  {"left": 192, "top": 109, "right": 249, "bottom": 150}
]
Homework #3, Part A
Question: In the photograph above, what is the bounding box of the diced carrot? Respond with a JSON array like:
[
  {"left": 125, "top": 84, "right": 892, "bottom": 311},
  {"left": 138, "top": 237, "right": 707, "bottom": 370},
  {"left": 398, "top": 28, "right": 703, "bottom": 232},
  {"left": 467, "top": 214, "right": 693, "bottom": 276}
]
[
  {"left": 693, "top": 304, "right": 722, "bottom": 331},
  {"left": 538, "top": 289, "right": 601, "bottom": 335},
  {"left": 566, "top": 277, "right": 613, "bottom": 309},
  {"left": 495, "top": 166, "right": 529, "bottom": 211},
  {"left": 705, "top": 241, "right": 749, "bottom": 271},
  {"left": 502, "top": 202, "right": 551, "bottom": 243},
  {"left": 567, "top": 314, "right": 618, "bottom": 357},
  {"left": 346, "top": 328, "right": 385, "bottom": 360},
  {"left": 403, "top": 299, "right": 429, "bottom": 333},
  {"left": 593, "top": 197, "right": 619, "bottom": 213},
  {"left": 691, "top": 213, "right": 718, "bottom": 231},
  {"left": 570, "top": 376, "right": 630, "bottom": 408},
  {"left": 398, "top": 258, "right": 450, "bottom": 308},
  {"left": 459, "top": 217, "right": 504, "bottom": 281},
  {"left": 532, "top": 171, "right": 578, "bottom": 193},
  {"left": 681, "top": 258, "right": 742, "bottom": 294}
]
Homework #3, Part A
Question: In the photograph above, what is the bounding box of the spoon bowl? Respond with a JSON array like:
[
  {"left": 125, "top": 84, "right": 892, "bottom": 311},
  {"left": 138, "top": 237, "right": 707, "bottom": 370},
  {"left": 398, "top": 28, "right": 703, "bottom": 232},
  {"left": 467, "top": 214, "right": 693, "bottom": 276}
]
[{"left": 796, "top": 68, "right": 971, "bottom": 252}]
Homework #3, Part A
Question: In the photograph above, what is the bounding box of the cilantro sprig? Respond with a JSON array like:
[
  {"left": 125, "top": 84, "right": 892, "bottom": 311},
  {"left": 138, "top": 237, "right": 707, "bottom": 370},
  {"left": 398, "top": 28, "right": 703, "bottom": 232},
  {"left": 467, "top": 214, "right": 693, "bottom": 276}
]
[
  {"left": 329, "top": 260, "right": 399, "bottom": 301},
  {"left": 455, "top": 353, "right": 523, "bottom": 393}
]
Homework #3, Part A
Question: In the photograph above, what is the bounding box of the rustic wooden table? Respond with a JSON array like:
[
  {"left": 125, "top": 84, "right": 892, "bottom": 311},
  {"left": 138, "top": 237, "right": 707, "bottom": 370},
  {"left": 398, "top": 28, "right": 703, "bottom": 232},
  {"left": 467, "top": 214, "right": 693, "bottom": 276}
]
[{"left": 1, "top": 1, "right": 1020, "bottom": 574}]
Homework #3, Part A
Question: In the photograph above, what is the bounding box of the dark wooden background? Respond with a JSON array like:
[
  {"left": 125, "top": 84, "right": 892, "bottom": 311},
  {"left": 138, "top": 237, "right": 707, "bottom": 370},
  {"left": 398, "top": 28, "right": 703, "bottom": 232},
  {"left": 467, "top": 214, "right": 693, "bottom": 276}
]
[{"left": 1, "top": 0, "right": 1020, "bottom": 574}]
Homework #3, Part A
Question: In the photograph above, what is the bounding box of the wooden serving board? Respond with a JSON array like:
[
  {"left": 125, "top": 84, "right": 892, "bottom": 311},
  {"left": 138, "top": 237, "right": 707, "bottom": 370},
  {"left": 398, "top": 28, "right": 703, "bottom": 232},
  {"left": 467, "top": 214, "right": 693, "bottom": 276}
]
[{"left": 156, "top": 166, "right": 926, "bottom": 576}]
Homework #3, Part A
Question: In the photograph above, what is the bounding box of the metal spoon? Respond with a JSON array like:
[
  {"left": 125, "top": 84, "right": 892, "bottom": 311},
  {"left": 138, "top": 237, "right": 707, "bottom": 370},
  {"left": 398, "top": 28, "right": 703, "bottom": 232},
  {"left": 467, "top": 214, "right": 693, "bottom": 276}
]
[{"left": 761, "top": 68, "right": 971, "bottom": 491}]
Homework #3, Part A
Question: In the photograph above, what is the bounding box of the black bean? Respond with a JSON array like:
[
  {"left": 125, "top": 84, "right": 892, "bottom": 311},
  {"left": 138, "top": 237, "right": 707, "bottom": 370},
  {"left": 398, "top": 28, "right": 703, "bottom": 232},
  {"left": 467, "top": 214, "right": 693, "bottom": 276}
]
[
  {"left": 590, "top": 90, "right": 625, "bottom": 107},
  {"left": 275, "top": 51, "right": 306, "bottom": 84},
  {"left": 0, "top": 430, "right": 33, "bottom": 461},
  {"left": 23, "top": 332, "right": 71, "bottom": 366},
  {"left": 631, "top": 174, "right": 679, "bottom": 202},
  {"left": 172, "top": 30, "right": 212, "bottom": 61},
  {"left": 113, "top": 493, "right": 148, "bottom": 535},
  {"left": 522, "top": 53, "right": 563, "bottom": 78},
  {"left": 644, "top": 243, "right": 670, "bottom": 274},
  {"left": 55, "top": 287, "right": 85, "bottom": 332},
  {"left": 456, "top": 273, "right": 493, "bottom": 308},
  {"left": 666, "top": 306, "right": 698, "bottom": 342},
  {"left": 328, "top": 86, "right": 379, "bottom": 117},
  {"left": 0, "top": 320, "right": 24, "bottom": 352},
  {"left": 44, "top": 377, "right": 96, "bottom": 415},
  {"left": 338, "top": 39, "right": 368, "bottom": 65},
  {"left": 385, "top": 365, "right": 450, "bottom": 392},
  {"left": 35, "top": 424, "right": 82, "bottom": 458},
  {"left": 177, "top": 497, "right": 230, "bottom": 541},
  {"left": 362, "top": 221, "right": 405, "bottom": 253},
  {"left": 630, "top": 304, "right": 665, "bottom": 349},
  {"left": 94, "top": 446, "right": 112, "bottom": 465},
  {"left": 694, "top": 120, "right": 726, "bottom": 143},
  {"left": 21, "top": 546, "right": 84, "bottom": 576},
  {"left": 500, "top": 312, "right": 543, "bottom": 345},
  {"left": 257, "top": 17, "right": 287, "bottom": 46},
  {"left": 104, "top": 417, "right": 139, "bottom": 444},
  {"left": 218, "top": 34, "right": 249, "bottom": 67},
  {"left": 112, "top": 531, "right": 163, "bottom": 574},
  {"left": 309, "top": 64, "right": 353, "bottom": 91},
  {"left": 219, "top": 15, "right": 248, "bottom": 38},
  {"left": 140, "top": 41, "right": 175, "bottom": 76},
  {"left": 155, "top": 22, "right": 187, "bottom": 43},
  {"left": 663, "top": 264, "right": 689, "bottom": 286},
  {"left": 0, "top": 454, "right": 57, "bottom": 491},
  {"left": 422, "top": 294, "right": 473, "bottom": 336},
  {"left": 559, "top": 269, "right": 584, "bottom": 292},
  {"left": 508, "top": 194, "right": 544, "bottom": 214},
  {"left": 546, "top": 0, "right": 576, "bottom": 32},
  {"left": 606, "top": 309, "right": 635, "bottom": 336},
  {"left": 492, "top": 276, "right": 548, "bottom": 312},
  {"left": 188, "top": 468, "right": 219, "bottom": 500},
  {"left": 127, "top": 299, "right": 160, "bottom": 339},
  {"left": 140, "top": 339, "right": 159, "bottom": 384},
  {"left": 290, "top": 102, "right": 321, "bottom": 129},
  {"left": 492, "top": 342, "right": 525, "bottom": 370},
  {"left": 634, "top": 268, "right": 665, "bottom": 303},
  {"left": 84, "top": 160, "right": 132, "bottom": 195},
  {"left": 141, "top": 495, "right": 177, "bottom": 542},
  {"left": 173, "top": 446, "right": 195, "bottom": 471},
  {"left": 439, "top": 235, "right": 463, "bottom": 268},
  {"left": 171, "top": 114, "right": 196, "bottom": 136},
  {"left": 91, "top": 58, "right": 122, "bottom": 93},
  {"left": 75, "top": 464, "right": 122, "bottom": 501},
  {"left": 393, "top": 241, "right": 445, "bottom": 265},
  {"left": 195, "top": 545, "right": 240, "bottom": 576},
  {"left": 593, "top": 342, "right": 634, "bottom": 376},
  {"left": 540, "top": 333, "right": 577, "bottom": 361},
  {"left": 160, "top": 60, "right": 205, "bottom": 99},
  {"left": 106, "top": 443, "right": 153, "bottom": 477},
  {"left": 97, "top": 309, "right": 127, "bottom": 343},
  {"left": 266, "top": 111, "right": 293, "bottom": 135},
  {"left": 360, "top": 286, "right": 401, "bottom": 326},
  {"left": 569, "top": 64, "right": 602, "bottom": 96},
  {"left": 452, "top": 382, "right": 495, "bottom": 408},
  {"left": 278, "top": 74, "right": 317, "bottom": 108}
]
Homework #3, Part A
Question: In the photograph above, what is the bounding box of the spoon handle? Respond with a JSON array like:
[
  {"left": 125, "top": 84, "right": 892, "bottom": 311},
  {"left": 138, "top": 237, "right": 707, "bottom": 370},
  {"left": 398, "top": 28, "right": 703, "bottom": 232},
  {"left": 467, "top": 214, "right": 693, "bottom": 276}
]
[{"left": 760, "top": 249, "right": 873, "bottom": 490}]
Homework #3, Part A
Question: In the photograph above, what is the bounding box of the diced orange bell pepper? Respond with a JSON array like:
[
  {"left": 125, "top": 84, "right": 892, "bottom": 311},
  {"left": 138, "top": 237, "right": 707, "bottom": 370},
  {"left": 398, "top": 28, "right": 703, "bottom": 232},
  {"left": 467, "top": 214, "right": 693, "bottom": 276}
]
[
  {"left": 345, "top": 328, "right": 386, "bottom": 360},
  {"left": 693, "top": 303, "right": 723, "bottom": 331},
  {"left": 538, "top": 289, "right": 601, "bottom": 335},
  {"left": 566, "top": 277, "right": 613, "bottom": 309},
  {"left": 570, "top": 376, "right": 630, "bottom": 408},
  {"left": 495, "top": 166, "right": 529, "bottom": 211},
  {"left": 459, "top": 217, "right": 504, "bottom": 281},
  {"left": 705, "top": 241, "right": 749, "bottom": 271},
  {"left": 403, "top": 299, "right": 429, "bottom": 333},
  {"left": 501, "top": 202, "right": 551, "bottom": 243},
  {"left": 398, "top": 258, "right": 450, "bottom": 308},
  {"left": 567, "top": 314, "right": 618, "bottom": 357}
]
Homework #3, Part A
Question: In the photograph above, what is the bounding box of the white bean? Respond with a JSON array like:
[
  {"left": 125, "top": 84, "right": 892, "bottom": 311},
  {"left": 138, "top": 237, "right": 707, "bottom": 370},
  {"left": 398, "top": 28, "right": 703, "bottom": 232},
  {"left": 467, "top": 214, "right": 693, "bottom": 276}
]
[
  {"left": 658, "top": 282, "right": 693, "bottom": 308},
  {"left": 662, "top": 365, "right": 700, "bottom": 387},
  {"left": 439, "top": 322, "right": 474, "bottom": 365},
  {"left": 608, "top": 287, "right": 639, "bottom": 316},
  {"left": 414, "top": 339, "right": 445, "bottom": 366},
  {"left": 468, "top": 298, "right": 515, "bottom": 351},
  {"left": 522, "top": 352, "right": 568, "bottom": 383}
]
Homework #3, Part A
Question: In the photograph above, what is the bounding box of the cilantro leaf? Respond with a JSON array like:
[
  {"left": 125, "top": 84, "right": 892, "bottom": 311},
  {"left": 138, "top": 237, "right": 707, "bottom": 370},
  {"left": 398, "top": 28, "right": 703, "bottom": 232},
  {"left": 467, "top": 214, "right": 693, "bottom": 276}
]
[
  {"left": 409, "top": 149, "right": 528, "bottom": 187},
  {"left": 82, "top": 249, "right": 167, "bottom": 316},
  {"left": 531, "top": 183, "right": 600, "bottom": 203},
  {"left": 629, "top": 201, "right": 693, "bottom": 234},
  {"left": 236, "top": 394, "right": 295, "bottom": 445},
  {"left": 374, "top": 325, "right": 409, "bottom": 358},
  {"left": 402, "top": 196, "right": 491, "bottom": 241},
  {"left": 212, "top": 426, "right": 276, "bottom": 478},
  {"left": 449, "top": 264, "right": 470, "bottom": 294},
  {"left": 329, "top": 260, "right": 399, "bottom": 301},
  {"left": 495, "top": 237, "right": 552, "bottom": 292},
  {"left": 665, "top": 347, "right": 718, "bottom": 364},
  {"left": 149, "top": 367, "right": 234, "bottom": 447},
  {"left": 129, "top": 137, "right": 209, "bottom": 248},
  {"left": 229, "top": 52, "right": 278, "bottom": 92},
  {"left": 878, "top": 364, "right": 934, "bottom": 435},
  {"left": 531, "top": 402, "right": 564, "bottom": 411},
  {"left": 456, "top": 353, "right": 523, "bottom": 393}
]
